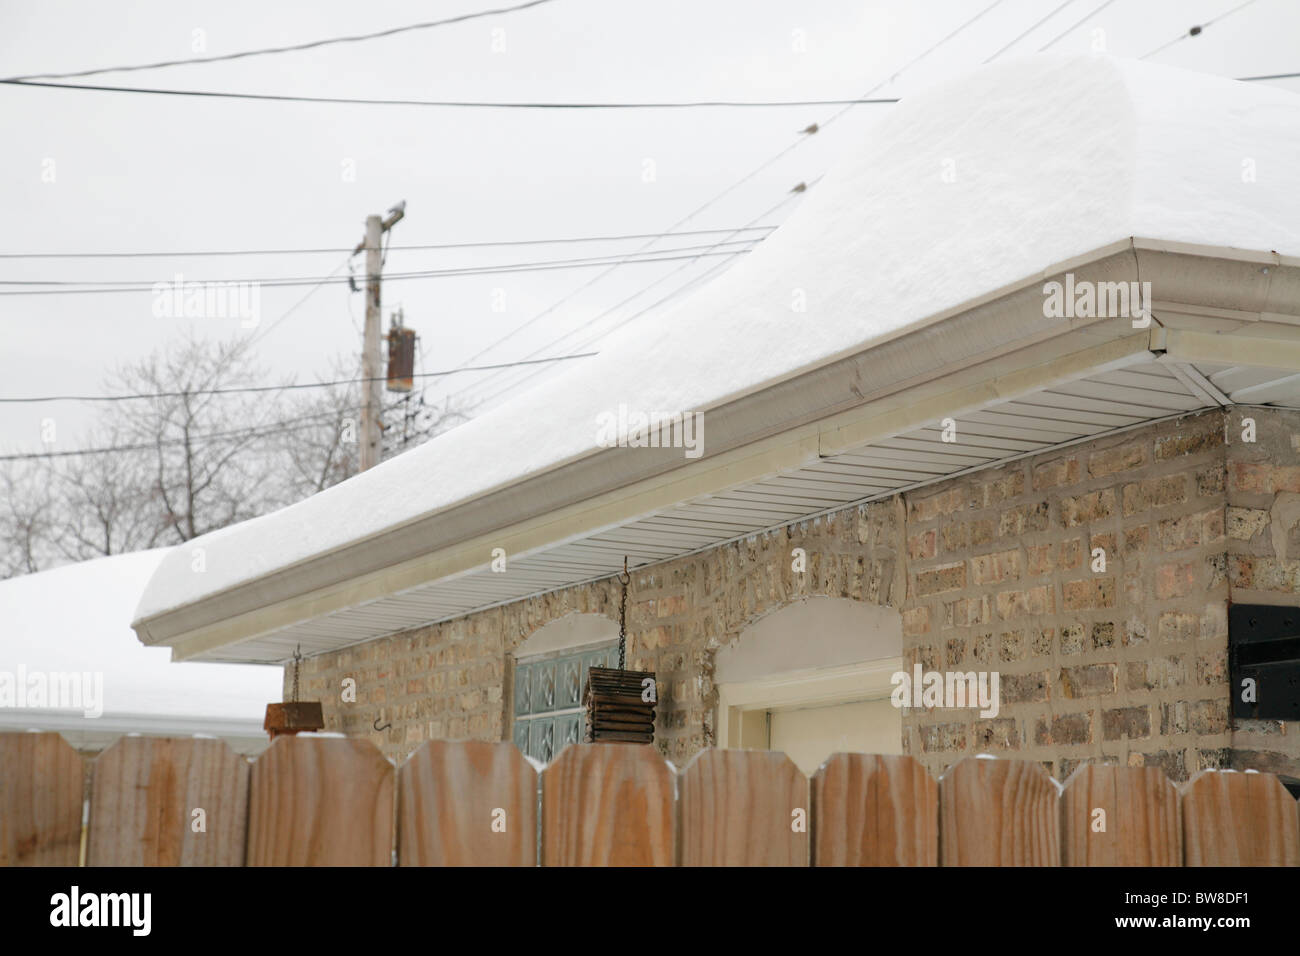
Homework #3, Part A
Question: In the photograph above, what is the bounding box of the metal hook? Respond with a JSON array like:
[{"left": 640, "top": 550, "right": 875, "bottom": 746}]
[
  {"left": 618, "top": 555, "right": 630, "bottom": 586},
  {"left": 373, "top": 716, "right": 392, "bottom": 732}
]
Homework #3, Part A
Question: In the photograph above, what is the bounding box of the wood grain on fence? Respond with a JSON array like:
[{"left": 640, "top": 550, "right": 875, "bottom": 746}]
[
  {"left": 542, "top": 743, "right": 673, "bottom": 866},
  {"left": 940, "top": 757, "right": 1059, "bottom": 866},
  {"left": 399, "top": 739, "right": 536, "bottom": 866},
  {"left": 5, "top": 731, "right": 1300, "bottom": 868},
  {"left": 87, "top": 736, "right": 249, "bottom": 866},
  {"left": 247, "top": 735, "right": 394, "bottom": 866},
  {"left": 1060, "top": 764, "right": 1179, "bottom": 866},
  {"left": 0, "top": 732, "right": 83, "bottom": 866},
  {"left": 811, "top": 753, "right": 937, "bottom": 866},
  {"left": 678, "top": 749, "right": 807, "bottom": 866},
  {"left": 1182, "top": 769, "right": 1300, "bottom": 866}
]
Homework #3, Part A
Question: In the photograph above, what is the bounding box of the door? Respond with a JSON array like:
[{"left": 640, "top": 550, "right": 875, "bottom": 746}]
[{"left": 766, "top": 696, "right": 901, "bottom": 775}]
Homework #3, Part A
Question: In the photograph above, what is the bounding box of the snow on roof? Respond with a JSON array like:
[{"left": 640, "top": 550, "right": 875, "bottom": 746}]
[
  {"left": 2, "top": 550, "right": 281, "bottom": 720},
  {"left": 135, "top": 54, "right": 1300, "bottom": 623}
]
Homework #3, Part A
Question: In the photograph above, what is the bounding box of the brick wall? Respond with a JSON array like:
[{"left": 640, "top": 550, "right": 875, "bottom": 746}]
[
  {"left": 295, "top": 500, "right": 903, "bottom": 765},
  {"left": 902, "top": 409, "right": 1230, "bottom": 782},
  {"left": 1225, "top": 406, "right": 1300, "bottom": 775},
  {"left": 292, "top": 407, "right": 1299, "bottom": 783}
]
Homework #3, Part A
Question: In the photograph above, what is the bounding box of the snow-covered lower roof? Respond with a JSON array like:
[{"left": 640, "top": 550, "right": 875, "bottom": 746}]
[
  {"left": 133, "top": 54, "right": 1300, "bottom": 660},
  {"left": 1, "top": 550, "right": 281, "bottom": 733}
]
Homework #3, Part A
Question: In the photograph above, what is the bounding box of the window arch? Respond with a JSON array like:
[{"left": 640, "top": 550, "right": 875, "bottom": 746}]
[{"left": 510, "top": 613, "right": 618, "bottom": 762}]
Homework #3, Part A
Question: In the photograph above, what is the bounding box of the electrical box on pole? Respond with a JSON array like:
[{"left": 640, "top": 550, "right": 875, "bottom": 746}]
[{"left": 386, "top": 308, "right": 417, "bottom": 393}]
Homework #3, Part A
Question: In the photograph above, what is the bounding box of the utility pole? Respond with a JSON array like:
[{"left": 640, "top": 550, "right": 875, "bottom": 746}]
[{"left": 353, "top": 201, "right": 405, "bottom": 471}]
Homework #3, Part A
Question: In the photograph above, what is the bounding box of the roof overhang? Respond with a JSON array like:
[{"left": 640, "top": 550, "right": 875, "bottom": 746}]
[{"left": 135, "top": 240, "right": 1300, "bottom": 663}]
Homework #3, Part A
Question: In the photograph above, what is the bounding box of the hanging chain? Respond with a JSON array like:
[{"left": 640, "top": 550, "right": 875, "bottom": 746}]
[
  {"left": 618, "top": 556, "right": 629, "bottom": 670},
  {"left": 291, "top": 644, "right": 302, "bottom": 703}
]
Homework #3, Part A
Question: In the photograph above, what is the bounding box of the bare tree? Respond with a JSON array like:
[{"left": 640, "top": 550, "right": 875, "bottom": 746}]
[
  {"left": 278, "top": 356, "right": 363, "bottom": 499},
  {"left": 3, "top": 331, "right": 473, "bottom": 577},
  {"left": 381, "top": 392, "right": 471, "bottom": 458},
  {"left": 280, "top": 361, "right": 472, "bottom": 499},
  {"left": 50, "top": 426, "right": 162, "bottom": 561},
  {"left": 0, "top": 463, "right": 56, "bottom": 576},
  {"left": 108, "top": 332, "right": 284, "bottom": 544}
]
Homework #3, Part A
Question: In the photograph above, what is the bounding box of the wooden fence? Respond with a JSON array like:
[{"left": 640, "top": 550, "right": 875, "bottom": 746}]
[{"left": 1, "top": 732, "right": 1297, "bottom": 866}]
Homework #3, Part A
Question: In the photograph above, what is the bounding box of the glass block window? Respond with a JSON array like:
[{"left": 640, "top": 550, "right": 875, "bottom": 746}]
[{"left": 512, "top": 641, "right": 618, "bottom": 764}]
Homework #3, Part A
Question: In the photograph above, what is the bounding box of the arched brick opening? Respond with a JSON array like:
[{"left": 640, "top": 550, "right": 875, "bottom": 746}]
[{"left": 711, "top": 597, "right": 904, "bottom": 773}]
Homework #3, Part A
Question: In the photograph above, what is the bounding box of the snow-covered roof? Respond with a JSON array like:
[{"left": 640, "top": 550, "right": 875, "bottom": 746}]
[
  {"left": 133, "top": 54, "right": 1300, "bottom": 649},
  {"left": 1, "top": 550, "right": 281, "bottom": 730}
]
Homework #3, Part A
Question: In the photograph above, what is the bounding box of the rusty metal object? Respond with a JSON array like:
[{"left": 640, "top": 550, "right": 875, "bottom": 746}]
[
  {"left": 386, "top": 324, "right": 416, "bottom": 392},
  {"left": 263, "top": 702, "right": 325, "bottom": 739}
]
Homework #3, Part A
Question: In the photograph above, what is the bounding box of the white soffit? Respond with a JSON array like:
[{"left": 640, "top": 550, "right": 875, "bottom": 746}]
[{"left": 197, "top": 357, "right": 1248, "bottom": 664}]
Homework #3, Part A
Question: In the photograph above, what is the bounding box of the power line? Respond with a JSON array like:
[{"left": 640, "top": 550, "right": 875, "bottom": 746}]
[
  {"left": 467, "top": 187, "right": 814, "bottom": 408},
  {"left": 442, "top": 0, "right": 1006, "bottom": 398},
  {"left": 0, "top": 245, "right": 761, "bottom": 296},
  {"left": 3, "top": 0, "right": 560, "bottom": 81},
  {"left": 248, "top": 254, "right": 352, "bottom": 346},
  {"left": 0, "top": 352, "right": 598, "bottom": 404},
  {"left": 459, "top": 0, "right": 1129, "bottom": 410},
  {"left": 1238, "top": 70, "right": 1300, "bottom": 81},
  {"left": 983, "top": 0, "right": 1077, "bottom": 62},
  {"left": 1140, "top": 0, "right": 1260, "bottom": 59},
  {"left": 1036, "top": 0, "right": 1119, "bottom": 51},
  {"left": 0, "top": 238, "right": 762, "bottom": 289},
  {"left": 0, "top": 409, "right": 347, "bottom": 461},
  {"left": 464, "top": 188, "right": 807, "bottom": 405},
  {"left": 0, "top": 78, "right": 905, "bottom": 110},
  {"left": 0, "top": 225, "right": 779, "bottom": 260},
  {"left": 1, "top": 378, "right": 425, "bottom": 462},
  {"left": 0, "top": 387, "right": 464, "bottom": 461},
  {"left": 451, "top": 1, "right": 1015, "bottom": 406}
]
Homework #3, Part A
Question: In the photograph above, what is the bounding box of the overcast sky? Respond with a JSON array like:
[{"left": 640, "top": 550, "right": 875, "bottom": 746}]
[{"left": 2, "top": 0, "right": 1296, "bottom": 454}]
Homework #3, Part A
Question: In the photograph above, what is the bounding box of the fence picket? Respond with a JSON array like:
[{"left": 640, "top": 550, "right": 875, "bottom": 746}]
[
  {"left": 0, "top": 732, "right": 83, "bottom": 866},
  {"left": 1181, "top": 769, "right": 1300, "bottom": 866},
  {"left": 1060, "top": 764, "right": 1179, "bottom": 866},
  {"left": 398, "top": 740, "right": 536, "bottom": 866},
  {"left": 8, "top": 731, "right": 1300, "bottom": 868},
  {"left": 247, "top": 735, "right": 394, "bottom": 866},
  {"left": 542, "top": 743, "right": 673, "bottom": 866},
  {"left": 679, "top": 749, "right": 807, "bottom": 866},
  {"left": 939, "top": 757, "right": 1059, "bottom": 866},
  {"left": 86, "top": 736, "right": 248, "bottom": 866},
  {"left": 811, "top": 753, "right": 937, "bottom": 866}
]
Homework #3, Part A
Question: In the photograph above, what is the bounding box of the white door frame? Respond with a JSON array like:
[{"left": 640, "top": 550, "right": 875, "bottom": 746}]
[{"left": 714, "top": 657, "right": 902, "bottom": 750}]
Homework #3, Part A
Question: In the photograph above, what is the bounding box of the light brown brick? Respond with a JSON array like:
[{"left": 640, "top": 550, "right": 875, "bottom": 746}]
[
  {"left": 1062, "top": 577, "right": 1116, "bottom": 609},
  {"left": 971, "top": 548, "right": 1022, "bottom": 585},
  {"left": 914, "top": 562, "right": 966, "bottom": 596},
  {"left": 1059, "top": 663, "right": 1118, "bottom": 698},
  {"left": 1089, "top": 442, "right": 1147, "bottom": 478}
]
